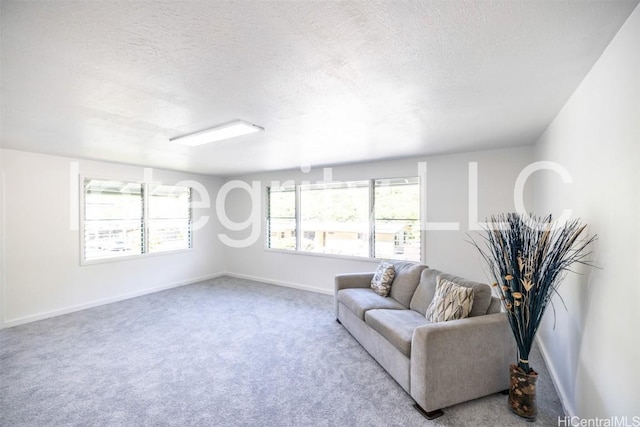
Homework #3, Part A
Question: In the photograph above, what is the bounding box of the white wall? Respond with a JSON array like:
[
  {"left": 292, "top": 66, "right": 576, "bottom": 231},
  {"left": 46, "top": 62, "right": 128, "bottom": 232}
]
[
  {"left": 532, "top": 5, "right": 640, "bottom": 418},
  {"left": 221, "top": 146, "right": 534, "bottom": 294},
  {"left": 0, "top": 145, "right": 534, "bottom": 325},
  {"left": 0, "top": 149, "right": 226, "bottom": 327},
  {"left": 0, "top": 149, "right": 5, "bottom": 327}
]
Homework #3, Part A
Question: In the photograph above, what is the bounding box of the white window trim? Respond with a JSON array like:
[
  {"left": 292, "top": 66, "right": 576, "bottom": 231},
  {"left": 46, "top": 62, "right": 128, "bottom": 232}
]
[
  {"left": 264, "top": 175, "right": 424, "bottom": 263},
  {"left": 79, "top": 175, "right": 193, "bottom": 266}
]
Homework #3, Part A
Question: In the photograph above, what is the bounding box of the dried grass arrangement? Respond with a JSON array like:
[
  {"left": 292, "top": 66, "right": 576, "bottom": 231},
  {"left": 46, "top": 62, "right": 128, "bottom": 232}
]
[{"left": 472, "top": 213, "right": 596, "bottom": 375}]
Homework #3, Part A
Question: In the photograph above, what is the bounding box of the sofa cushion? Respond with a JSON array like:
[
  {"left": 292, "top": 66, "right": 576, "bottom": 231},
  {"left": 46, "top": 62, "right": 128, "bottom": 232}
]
[
  {"left": 388, "top": 262, "right": 427, "bottom": 307},
  {"left": 487, "top": 296, "right": 502, "bottom": 314},
  {"left": 364, "top": 309, "right": 430, "bottom": 357},
  {"left": 425, "top": 277, "right": 474, "bottom": 322},
  {"left": 370, "top": 261, "right": 396, "bottom": 297},
  {"left": 410, "top": 268, "right": 492, "bottom": 317},
  {"left": 338, "top": 288, "right": 406, "bottom": 320}
]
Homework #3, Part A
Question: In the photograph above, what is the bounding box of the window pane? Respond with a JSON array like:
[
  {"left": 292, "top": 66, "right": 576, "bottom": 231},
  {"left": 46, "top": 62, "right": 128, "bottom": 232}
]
[
  {"left": 300, "top": 181, "right": 369, "bottom": 257},
  {"left": 374, "top": 177, "right": 421, "bottom": 261},
  {"left": 268, "top": 218, "right": 297, "bottom": 250},
  {"left": 148, "top": 185, "right": 191, "bottom": 253},
  {"left": 84, "top": 179, "right": 143, "bottom": 260},
  {"left": 267, "top": 186, "right": 296, "bottom": 250},
  {"left": 269, "top": 188, "right": 295, "bottom": 218}
]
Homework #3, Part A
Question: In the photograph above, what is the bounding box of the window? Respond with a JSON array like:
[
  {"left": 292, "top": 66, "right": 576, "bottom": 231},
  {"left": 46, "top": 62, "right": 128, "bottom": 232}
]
[
  {"left": 148, "top": 185, "right": 191, "bottom": 253},
  {"left": 300, "top": 181, "right": 369, "bottom": 256},
  {"left": 84, "top": 180, "right": 144, "bottom": 260},
  {"left": 373, "top": 177, "right": 421, "bottom": 260},
  {"left": 82, "top": 178, "right": 191, "bottom": 262},
  {"left": 266, "top": 177, "right": 421, "bottom": 261},
  {"left": 267, "top": 185, "right": 296, "bottom": 250}
]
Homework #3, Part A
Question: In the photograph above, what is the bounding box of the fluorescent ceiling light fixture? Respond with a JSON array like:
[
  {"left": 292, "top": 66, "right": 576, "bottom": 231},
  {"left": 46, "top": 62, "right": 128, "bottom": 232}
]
[{"left": 171, "top": 120, "right": 264, "bottom": 146}]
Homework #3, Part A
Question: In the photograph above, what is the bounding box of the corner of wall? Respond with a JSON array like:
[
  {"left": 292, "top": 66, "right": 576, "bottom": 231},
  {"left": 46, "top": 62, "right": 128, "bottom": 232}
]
[{"left": 535, "top": 335, "right": 575, "bottom": 417}]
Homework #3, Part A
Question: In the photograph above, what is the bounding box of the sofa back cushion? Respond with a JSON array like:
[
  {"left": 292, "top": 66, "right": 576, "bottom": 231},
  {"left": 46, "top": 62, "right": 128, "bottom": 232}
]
[
  {"left": 388, "top": 262, "right": 428, "bottom": 307},
  {"left": 487, "top": 296, "right": 502, "bottom": 314},
  {"left": 410, "top": 268, "right": 492, "bottom": 317}
]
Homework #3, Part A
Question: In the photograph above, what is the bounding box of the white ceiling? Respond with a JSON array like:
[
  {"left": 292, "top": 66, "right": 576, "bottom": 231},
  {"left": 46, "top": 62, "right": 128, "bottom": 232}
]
[{"left": 1, "top": 1, "right": 638, "bottom": 176}]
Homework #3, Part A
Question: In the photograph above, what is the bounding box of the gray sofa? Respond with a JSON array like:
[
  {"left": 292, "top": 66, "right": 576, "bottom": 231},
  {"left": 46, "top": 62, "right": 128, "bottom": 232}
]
[{"left": 334, "top": 262, "right": 515, "bottom": 419}]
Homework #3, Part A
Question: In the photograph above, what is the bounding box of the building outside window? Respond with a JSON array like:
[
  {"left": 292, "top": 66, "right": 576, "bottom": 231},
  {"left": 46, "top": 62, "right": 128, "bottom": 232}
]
[
  {"left": 373, "top": 177, "right": 421, "bottom": 260},
  {"left": 300, "top": 180, "right": 369, "bottom": 257},
  {"left": 266, "top": 176, "right": 421, "bottom": 262}
]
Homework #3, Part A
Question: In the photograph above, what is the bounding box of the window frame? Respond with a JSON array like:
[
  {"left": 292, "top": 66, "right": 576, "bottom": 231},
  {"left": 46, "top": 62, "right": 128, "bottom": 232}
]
[
  {"left": 266, "top": 184, "right": 298, "bottom": 251},
  {"left": 147, "top": 183, "right": 193, "bottom": 254},
  {"left": 372, "top": 177, "right": 422, "bottom": 262},
  {"left": 79, "top": 175, "right": 193, "bottom": 265},
  {"left": 265, "top": 176, "right": 423, "bottom": 263},
  {"left": 299, "top": 179, "right": 370, "bottom": 258}
]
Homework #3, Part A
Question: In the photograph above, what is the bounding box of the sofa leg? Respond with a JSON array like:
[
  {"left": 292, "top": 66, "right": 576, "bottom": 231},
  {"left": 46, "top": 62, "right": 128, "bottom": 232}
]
[{"left": 413, "top": 403, "right": 444, "bottom": 420}]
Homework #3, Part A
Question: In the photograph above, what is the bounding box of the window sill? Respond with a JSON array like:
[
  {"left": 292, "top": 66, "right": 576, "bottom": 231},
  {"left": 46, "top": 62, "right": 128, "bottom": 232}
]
[
  {"left": 80, "top": 247, "right": 194, "bottom": 266},
  {"left": 263, "top": 247, "right": 421, "bottom": 264}
]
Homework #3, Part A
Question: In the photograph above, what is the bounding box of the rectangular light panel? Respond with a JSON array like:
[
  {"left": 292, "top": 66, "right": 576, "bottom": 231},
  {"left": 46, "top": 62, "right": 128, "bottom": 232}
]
[{"left": 171, "top": 120, "right": 263, "bottom": 146}]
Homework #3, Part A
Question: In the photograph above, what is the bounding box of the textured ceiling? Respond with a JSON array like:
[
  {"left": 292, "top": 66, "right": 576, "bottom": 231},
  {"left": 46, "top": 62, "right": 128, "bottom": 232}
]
[{"left": 1, "top": 1, "right": 638, "bottom": 176}]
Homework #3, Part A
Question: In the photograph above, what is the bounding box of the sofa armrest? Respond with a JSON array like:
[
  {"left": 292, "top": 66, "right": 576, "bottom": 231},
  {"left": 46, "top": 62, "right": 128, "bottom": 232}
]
[
  {"left": 334, "top": 273, "right": 374, "bottom": 318},
  {"left": 410, "top": 313, "right": 515, "bottom": 412},
  {"left": 335, "top": 273, "right": 374, "bottom": 292}
]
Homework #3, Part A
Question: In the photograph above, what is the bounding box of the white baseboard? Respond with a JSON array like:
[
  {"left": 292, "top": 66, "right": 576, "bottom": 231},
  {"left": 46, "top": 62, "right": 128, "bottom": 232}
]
[
  {"left": 1, "top": 272, "right": 225, "bottom": 329},
  {"left": 223, "top": 271, "right": 333, "bottom": 296},
  {"left": 535, "top": 335, "right": 575, "bottom": 418}
]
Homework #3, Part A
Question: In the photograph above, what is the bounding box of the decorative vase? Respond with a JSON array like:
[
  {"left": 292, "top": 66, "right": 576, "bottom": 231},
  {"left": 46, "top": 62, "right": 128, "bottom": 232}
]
[{"left": 509, "top": 364, "right": 538, "bottom": 421}]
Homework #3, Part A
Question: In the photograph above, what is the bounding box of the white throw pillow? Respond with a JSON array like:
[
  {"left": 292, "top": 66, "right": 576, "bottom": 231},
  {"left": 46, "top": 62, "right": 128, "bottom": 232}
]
[{"left": 425, "top": 276, "right": 474, "bottom": 322}]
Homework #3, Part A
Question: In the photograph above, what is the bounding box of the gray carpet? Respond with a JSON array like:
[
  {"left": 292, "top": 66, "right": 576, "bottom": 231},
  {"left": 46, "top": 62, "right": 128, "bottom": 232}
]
[{"left": 0, "top": 276, "right": 564, "bottom": 426}]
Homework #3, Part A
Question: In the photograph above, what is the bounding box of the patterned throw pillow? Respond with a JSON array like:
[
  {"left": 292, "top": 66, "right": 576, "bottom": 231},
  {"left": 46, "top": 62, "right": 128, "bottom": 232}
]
[
  {"left": 371, "top": 262, "right": 396, "bottom": 297},
  {"left": 425, "top": 276, "right": 474, "bottom": 322}
]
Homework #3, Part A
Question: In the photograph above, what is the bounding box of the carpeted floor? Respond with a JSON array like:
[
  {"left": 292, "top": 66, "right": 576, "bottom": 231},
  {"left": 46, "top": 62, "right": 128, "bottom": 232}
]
[{"left": 0, "top": 276, "right": 564, "bottom": 426}]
